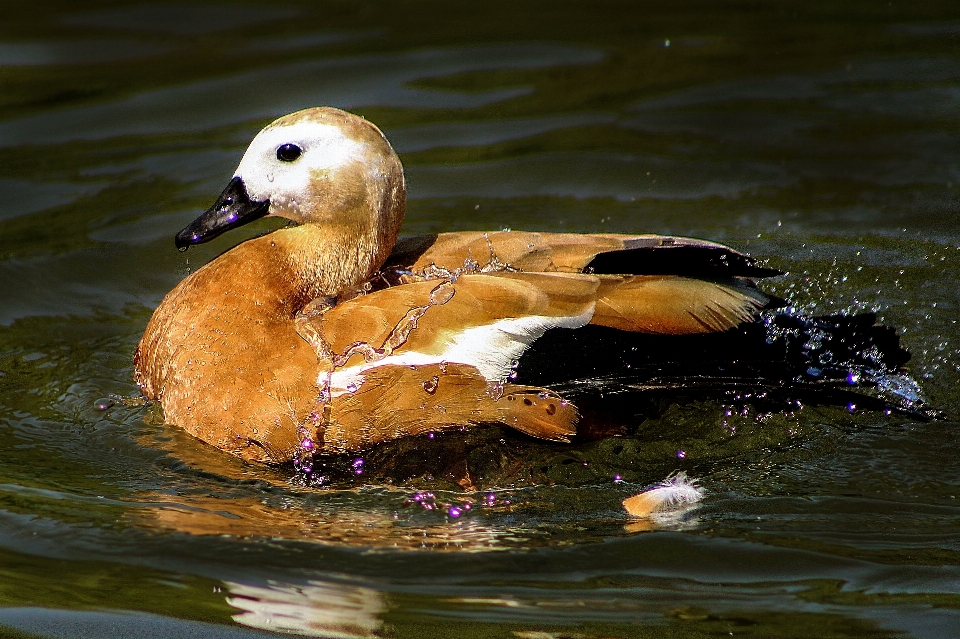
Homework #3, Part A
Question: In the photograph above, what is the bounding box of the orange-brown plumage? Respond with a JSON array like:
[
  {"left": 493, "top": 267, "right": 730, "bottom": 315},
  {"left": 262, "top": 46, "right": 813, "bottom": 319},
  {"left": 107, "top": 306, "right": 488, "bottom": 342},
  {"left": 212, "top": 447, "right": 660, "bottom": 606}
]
[{"left": 135, "top": 107, "right": 779, "bottom": 463}]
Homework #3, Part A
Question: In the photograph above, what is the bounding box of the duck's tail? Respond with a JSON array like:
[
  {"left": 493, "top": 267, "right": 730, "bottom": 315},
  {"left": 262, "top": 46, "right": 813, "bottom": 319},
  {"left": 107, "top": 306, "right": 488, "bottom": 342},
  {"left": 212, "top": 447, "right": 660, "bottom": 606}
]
[{"left": 517, "top": 308, "right": 937, "bottom": 432}]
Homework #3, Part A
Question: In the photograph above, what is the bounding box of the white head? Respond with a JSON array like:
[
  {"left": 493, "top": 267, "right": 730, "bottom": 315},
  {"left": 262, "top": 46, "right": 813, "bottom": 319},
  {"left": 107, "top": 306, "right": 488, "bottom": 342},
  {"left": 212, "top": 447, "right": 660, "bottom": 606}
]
[
  {"left": 177, "top": 107, "right": 406, "bottom": 259},
  {"left": 236, "top": 112, "right": 402, "bottom": 227}
]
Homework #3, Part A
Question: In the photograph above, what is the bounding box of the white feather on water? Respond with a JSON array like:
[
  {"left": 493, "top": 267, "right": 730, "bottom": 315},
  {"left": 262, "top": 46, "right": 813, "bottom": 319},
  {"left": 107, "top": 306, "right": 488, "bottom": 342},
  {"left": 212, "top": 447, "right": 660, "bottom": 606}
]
[{"left": 622, "top": 472, "right": 704, "bottom": 518}]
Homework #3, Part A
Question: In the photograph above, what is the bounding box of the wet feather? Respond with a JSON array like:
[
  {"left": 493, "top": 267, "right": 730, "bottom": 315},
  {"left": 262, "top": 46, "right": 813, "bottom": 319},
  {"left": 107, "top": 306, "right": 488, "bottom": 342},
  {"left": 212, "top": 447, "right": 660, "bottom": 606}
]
[{"left": 622, "top": 472, "right": 705, "bottom": 517}]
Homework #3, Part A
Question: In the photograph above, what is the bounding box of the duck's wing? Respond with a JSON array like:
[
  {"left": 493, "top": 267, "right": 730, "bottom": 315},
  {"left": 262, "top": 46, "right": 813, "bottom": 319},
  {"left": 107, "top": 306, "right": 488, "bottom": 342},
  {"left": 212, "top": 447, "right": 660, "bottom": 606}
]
[
  {"left": 315, "top": 272, "right": 600, "bottom": 449},
  {"left": 383, "top": 231, "right": 780, "bottom": 334},
  {"left": 383, "top": 231, "right": 782, "bottom": 278},
  {"left": 307, "top": 267, "right": 770, "bottom": 448},
  {"left": 589, "top": 274, "right": 770, "bottom": 334},
  {"left": 319, "top": 270, "right": 773, "bottom": 379},
  {"left": 317, "top": 272, "right": 601, "bottom": 386}
]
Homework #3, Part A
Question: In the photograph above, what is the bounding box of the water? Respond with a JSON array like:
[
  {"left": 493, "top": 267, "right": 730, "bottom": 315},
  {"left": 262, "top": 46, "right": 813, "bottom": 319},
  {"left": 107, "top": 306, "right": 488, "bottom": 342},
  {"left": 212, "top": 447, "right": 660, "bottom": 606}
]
[{"left": 1, "top": 1, "right": 960, "bottom": 637}]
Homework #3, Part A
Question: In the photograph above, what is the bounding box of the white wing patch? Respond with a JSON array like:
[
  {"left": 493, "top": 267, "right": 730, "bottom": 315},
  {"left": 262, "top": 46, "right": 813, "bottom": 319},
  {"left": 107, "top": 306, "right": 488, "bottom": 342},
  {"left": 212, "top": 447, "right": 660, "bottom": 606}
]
[{"left": 329, "top": 308, "right": 594, "bottom": 396}]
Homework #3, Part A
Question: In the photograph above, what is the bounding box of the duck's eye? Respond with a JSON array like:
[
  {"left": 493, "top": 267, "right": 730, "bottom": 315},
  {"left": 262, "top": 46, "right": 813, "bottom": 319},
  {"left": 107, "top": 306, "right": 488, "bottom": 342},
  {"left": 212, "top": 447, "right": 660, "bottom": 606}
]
[{"left": 276, "top": 143, "right": 302, "bottom": 162}]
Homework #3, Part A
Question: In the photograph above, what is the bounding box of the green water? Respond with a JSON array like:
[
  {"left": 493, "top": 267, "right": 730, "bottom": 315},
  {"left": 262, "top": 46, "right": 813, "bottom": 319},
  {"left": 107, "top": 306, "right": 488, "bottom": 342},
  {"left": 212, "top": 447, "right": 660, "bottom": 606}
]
[{"left": 1, "top": 1, "right": 959, "bottom": 637}]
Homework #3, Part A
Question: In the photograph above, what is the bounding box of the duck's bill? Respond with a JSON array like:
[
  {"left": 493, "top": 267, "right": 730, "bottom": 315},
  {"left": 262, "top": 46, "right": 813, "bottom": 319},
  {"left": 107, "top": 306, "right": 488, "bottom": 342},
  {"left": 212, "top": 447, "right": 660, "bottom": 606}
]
[{"left": 175, "top": 176, "right": 270, "bottom": 249}]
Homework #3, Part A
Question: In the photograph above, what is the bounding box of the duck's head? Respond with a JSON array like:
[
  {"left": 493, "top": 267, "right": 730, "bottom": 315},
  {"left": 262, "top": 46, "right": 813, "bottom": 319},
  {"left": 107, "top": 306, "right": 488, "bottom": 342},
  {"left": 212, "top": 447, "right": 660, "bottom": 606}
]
[{"left": 176, "top": 107, "right": 406, "bottom": 276}]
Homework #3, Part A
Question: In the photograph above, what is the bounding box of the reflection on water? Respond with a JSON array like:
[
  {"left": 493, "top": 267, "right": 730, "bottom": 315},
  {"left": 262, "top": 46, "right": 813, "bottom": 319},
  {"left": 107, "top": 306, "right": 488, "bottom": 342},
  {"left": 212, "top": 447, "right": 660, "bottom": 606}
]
[
  {"left": 135, "top": 491, "right": 516, "bottom": 551},
  {"left": 1, "top": 0, "right": 960, "bottom": 637},
  {"left": 227, "top": 580, "right": 385, "bottom": 638}
]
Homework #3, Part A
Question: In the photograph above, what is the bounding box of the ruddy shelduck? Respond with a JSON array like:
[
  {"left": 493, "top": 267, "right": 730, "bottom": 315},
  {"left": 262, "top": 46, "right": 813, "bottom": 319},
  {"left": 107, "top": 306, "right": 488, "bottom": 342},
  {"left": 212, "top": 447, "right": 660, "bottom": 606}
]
[{"left": 135, "top": 107, "right": 787, "bottom": 464}]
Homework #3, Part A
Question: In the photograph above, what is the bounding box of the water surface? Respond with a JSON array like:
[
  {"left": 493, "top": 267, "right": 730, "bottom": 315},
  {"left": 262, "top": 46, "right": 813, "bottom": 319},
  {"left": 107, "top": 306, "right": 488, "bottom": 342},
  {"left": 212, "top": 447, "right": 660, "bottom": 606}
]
[{"left": 1, "top": 1, "right": 959, "bottom": 637}]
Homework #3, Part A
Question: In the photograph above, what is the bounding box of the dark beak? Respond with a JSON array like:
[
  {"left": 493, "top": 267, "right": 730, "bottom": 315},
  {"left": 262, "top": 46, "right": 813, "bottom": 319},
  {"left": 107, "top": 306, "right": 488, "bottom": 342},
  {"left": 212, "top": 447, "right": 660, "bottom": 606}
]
[{"left": 175, "top": 176, "right": 270, "bottom": 249}]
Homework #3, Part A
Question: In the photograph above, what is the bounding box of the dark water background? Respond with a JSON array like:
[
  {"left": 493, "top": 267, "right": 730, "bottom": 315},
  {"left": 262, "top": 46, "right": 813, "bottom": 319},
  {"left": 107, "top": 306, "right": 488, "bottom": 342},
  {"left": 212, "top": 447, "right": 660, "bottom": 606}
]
[{"left": 1, "top": 1, "right": 960, "bottom": 637}]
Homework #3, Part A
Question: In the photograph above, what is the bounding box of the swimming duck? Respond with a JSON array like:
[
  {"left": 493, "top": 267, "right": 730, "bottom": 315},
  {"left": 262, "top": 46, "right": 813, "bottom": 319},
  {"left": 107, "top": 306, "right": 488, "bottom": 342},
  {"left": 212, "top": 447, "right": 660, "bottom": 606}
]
[{"left": 134, "top": 106, "right": 792, "bottom": 464}]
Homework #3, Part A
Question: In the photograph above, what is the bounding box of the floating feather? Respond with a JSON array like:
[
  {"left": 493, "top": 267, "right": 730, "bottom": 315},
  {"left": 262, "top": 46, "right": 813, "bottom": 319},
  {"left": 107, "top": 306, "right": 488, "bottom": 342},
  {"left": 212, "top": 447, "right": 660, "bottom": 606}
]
[{"left": 622, "top": 472, "right": 704, "bottom": 518}]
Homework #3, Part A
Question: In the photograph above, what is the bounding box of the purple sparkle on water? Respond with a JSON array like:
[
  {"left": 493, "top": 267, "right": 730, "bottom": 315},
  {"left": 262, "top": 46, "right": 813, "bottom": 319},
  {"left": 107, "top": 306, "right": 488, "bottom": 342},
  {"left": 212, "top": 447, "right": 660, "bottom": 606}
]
[
  {"left": 613, "top": 474, "right": 623, "bottom": 483},
  {"left": 427, "top": 432, "right": 435, "bottom": 439},
  {"left": 448, "top": 506, "right": 462, "bottom": 518},
  {"left": 676, "top": 449, "right": 687, "bottom": 459},
  {"left": 351, "top": 458, "right": 365, "bottom": 476},
  {"left": 301, "top": 438, "right": 314, "bottom": 451}
]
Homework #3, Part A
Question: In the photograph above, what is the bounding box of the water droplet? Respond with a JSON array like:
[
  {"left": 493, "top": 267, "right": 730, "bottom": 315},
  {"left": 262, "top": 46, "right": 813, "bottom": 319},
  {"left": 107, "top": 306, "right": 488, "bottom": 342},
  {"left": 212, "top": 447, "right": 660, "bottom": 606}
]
[
  {"left": 346, "top": 383, "right": 358, "bottom": 393},
  {"left": 266, "top": 173, "right": 275, "bottom": 182},
  {"left": 94, "top": 398, "right": 115, "bottom": 411},
  {"left": 614, "top": 475, "right": 623, "bottom": 483},
  {"left": 422, "top": 376, "right": 439, "bottom": 394},
  {"left": 429, "top": 281, "right": 456, "bottom": 305},
  {"left": 301, "top": 438, "right": 314, "bottom": 451},
  {"left": 438, "top": 361, "right": 448, "bottom": 373},
  {"left": 676, "top": 449, "right": 687, "bottom": 459},
  {"left": 177, "top": 246, "right": 188, "bottom": 253},
  {"left": 447, "top": 506, "right": 462, "bottom": 518},
  {"left": 427, "top": 432, "right": 435, "bottom": 439}
]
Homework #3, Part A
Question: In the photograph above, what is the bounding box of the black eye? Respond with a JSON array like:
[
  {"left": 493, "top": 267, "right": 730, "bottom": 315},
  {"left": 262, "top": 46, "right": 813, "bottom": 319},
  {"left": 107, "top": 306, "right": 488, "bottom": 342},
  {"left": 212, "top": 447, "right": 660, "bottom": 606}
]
[{"left": 276, "top": 143, "right": 302, "bottom": 162}]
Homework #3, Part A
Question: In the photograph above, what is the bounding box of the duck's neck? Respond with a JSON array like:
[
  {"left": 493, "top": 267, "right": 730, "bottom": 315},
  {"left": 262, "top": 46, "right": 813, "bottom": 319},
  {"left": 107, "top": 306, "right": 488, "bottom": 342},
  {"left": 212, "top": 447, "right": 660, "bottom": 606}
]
[{"left": 272, "top": 223, "right": 393, "bottom": 303}]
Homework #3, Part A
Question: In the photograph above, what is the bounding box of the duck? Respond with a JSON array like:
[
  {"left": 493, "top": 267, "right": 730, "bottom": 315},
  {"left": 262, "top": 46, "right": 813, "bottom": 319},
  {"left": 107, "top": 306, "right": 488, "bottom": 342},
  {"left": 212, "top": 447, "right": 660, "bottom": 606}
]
[{"left": 135, "top": 106, "right": 898, "bottom": 466}]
